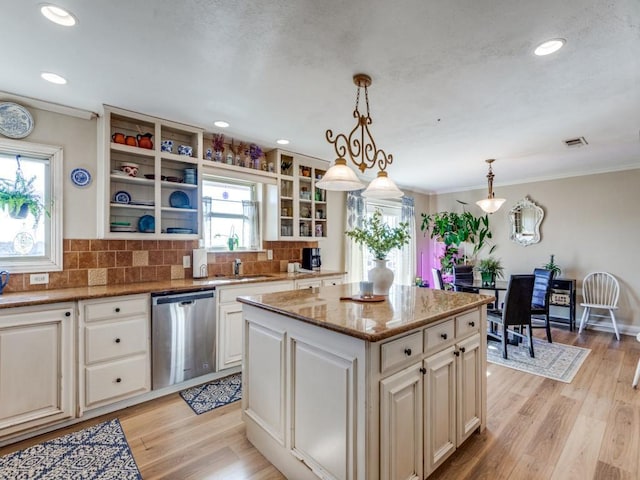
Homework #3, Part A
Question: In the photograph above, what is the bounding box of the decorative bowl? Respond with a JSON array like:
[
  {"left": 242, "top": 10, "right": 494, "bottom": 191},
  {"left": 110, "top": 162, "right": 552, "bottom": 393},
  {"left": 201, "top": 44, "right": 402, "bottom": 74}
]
[{"left": 120, "top": 162, "right": 139, "bottom": 177}]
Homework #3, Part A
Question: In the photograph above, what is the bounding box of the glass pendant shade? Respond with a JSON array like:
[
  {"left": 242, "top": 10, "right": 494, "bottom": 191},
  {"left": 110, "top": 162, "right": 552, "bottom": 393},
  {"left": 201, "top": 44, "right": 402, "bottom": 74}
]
[
  {"left": 362, "top": 171, "right": 404, "bottom": 199},
  {"left": 476, "top": 197, "right": 506, "bottom": 214},
  {"left": 315, "top": 158, "right": 365, "bottom": 191}
]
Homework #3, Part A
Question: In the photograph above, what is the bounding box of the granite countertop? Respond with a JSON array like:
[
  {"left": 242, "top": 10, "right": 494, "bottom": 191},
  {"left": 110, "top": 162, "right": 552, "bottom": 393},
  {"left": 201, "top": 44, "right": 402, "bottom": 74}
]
[
  {"left": 0, "top": 270, "right": 344, "bottom": 309},
  {"left": 238, "top": 284, "right": 494, "bottom": 342}
]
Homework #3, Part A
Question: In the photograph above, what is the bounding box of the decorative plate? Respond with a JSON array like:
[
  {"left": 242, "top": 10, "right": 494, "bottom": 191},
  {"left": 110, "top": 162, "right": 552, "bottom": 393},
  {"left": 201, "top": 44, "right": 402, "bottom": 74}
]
[
  {"left": 169, "top": 190, "right": 190, "bottom": 208},
  {"left": 167, "top": 227, "right": 193, "bottom": 234},
  {"left": 0, "top": 102, "right": 34, "bottom": 138},
  {"left": 113, "top": 191, "right": 131, "bottom": 204},
  {"left": 70, "top": 168, "right": 92, "bottom": 187},
  {"left": 138, "top": 215, "right": 155, "bottom": 233}
]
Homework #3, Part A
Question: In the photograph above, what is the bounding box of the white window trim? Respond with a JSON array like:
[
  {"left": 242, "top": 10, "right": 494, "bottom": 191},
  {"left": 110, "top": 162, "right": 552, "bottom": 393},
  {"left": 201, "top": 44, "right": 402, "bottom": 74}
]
[{"left": 0, "top": 138, "right": 63, "bottom": 273}]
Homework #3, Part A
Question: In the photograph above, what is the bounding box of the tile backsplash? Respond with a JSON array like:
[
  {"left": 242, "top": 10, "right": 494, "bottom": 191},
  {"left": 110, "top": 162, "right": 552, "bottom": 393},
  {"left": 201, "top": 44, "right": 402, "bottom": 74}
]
[{"left": 3, "top": 239, "right": 318, "bottom": 293}]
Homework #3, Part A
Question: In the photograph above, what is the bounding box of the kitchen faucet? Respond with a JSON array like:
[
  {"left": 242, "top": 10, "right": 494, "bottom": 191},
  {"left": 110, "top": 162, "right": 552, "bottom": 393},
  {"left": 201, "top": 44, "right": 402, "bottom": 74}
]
[{"left": 233, "top": 258, "right": 242, "bottom": 276}]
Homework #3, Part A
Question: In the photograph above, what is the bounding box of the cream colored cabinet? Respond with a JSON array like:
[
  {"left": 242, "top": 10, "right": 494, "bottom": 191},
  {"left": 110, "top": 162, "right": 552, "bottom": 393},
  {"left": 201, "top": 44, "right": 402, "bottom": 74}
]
[
  {"left": 265, "top": 149, "right": 329, "bottom": 240},
  {"left": 78, "top": 294, "right": 150, "bottom": 414},
  {"left": 0, "top": 303, "right": 75, "bottom": 438},
  {"left": 217, "top": 280, "right": 294, "bottom": 371},
  {"left": 295, "top": 274, "right": 344, "bottom": 290},
  {"left": 99, "top": 105, "right": 203, "bottom": 239},
  {"left": 380, "top": 365, "right": 423, "bottom": 480},
  {"left": 322, "top": 275, "right": 345, "bottom": 287}
]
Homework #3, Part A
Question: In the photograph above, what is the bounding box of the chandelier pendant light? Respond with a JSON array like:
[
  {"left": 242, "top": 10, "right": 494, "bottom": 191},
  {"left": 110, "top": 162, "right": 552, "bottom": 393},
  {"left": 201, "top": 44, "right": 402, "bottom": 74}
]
[
  {"left": 316, "top": 74, "right": 403, "bottom": 199},
  {"left": 476, "top": 159, "right": 506, "bottom": 214}
]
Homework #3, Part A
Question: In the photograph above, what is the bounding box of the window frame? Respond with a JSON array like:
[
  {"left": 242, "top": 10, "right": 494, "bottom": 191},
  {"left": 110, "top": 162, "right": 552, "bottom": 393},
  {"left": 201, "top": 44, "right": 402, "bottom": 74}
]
[
  {"left": 201, "top": 175, "right": 262, "bottom": 252},
  {"left": 0, "top": 138, "right": 63, "bottom": 273}
]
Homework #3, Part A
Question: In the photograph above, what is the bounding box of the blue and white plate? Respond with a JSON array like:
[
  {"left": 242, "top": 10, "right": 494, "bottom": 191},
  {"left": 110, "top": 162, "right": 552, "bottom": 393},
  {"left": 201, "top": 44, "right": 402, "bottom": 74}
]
[
  {"left": 113, "top": 191, "right": 131, "bottom": 204},
  {"left": 138, "top": 215, "right": 155, "bottom": 233},
  {"left": 70, "top": 168, "right": 91, "bottom": 187},
  {"left": 0, "top": 102, "right": 34, "bottom": 139},
  {"left": 169, "top": 190, "right": 190, "bottom": 208}
]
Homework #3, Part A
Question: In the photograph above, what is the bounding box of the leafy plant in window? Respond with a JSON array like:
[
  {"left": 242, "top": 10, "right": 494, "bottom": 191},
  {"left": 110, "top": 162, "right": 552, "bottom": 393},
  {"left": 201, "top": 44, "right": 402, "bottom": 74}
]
[
  {"left": 346, "top": 209, "right": 410, "bottom": 260},
  {"left": 0, "top": 156, "right": 48, "bottom": 228}
]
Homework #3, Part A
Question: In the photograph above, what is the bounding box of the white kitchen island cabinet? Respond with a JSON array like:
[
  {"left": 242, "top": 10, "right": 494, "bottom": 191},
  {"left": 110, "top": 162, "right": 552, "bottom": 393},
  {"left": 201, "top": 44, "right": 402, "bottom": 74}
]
[{"left": 239, "top": 284, "right": 493, "bottom": 480}]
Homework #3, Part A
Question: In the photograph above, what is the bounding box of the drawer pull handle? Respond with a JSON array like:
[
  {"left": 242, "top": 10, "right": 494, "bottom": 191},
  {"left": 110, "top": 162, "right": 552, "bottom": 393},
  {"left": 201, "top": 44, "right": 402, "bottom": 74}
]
[
  {"left": 115, "top": 307, "right": 121, "bottom": 313},
  {"left": 65, "top": 311, "right": 71, "bottom": 317},
  {"left": 468, "top": 321, "right": 475, "bottom": 327},
  {"left": 404, "top": 348, "right": 412, "bottom": 356},
  {"left": 440, "top": 333, "right": 448, "bottom": 340},
  {"left": 116, "top": 378, "right": 122, "bottom": 383},
  {"left": 460, "top": 347, "right": 466, "bottom": 353},
  {"left": 419, "top": 367, "right": 427, "bottom": 375},
  {"left": 453, "top": 350, "right": 460, "bottom": 357},
  {"left": 115, "top": 338, "right": 121, "bottom": 343}
]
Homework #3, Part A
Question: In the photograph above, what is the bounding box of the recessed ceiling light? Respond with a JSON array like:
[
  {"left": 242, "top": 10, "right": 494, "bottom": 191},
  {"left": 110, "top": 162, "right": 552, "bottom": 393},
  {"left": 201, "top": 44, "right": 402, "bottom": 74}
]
[
  {"left": 40, "top": 4, "right": 77, "bottom": 26},
  {"left": 276, "top": 139, "right": 290, "bottom": 145},
  {"left": 534, "top": 38, "right": 566, "bottom": 56},
  {"left": 41, "top": 72, "right": 67, "bottom": 84},
  {"left": 214, "top": 120, "right": 229, "bottom": 128}
]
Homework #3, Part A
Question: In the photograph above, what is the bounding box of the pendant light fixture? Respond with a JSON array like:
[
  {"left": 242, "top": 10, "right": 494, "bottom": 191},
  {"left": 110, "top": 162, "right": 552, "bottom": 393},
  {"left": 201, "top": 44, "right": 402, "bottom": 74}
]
[
  {"left": 476, "top": 159, "right": 506, "bottom": 214},
  {"left": 316, "top": 74, "right": 403, "bottom": 199}
]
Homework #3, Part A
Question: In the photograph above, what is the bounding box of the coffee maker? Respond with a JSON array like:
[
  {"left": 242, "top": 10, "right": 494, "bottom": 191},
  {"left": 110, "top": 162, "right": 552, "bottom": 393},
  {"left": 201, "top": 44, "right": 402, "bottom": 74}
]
[{"left": 302, "top": 247, "right": 321, "bottom": 271}]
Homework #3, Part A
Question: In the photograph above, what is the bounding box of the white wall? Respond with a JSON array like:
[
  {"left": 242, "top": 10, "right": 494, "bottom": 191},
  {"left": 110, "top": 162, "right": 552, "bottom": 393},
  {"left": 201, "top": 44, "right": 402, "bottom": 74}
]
[
  {"left": 430, "top": 168, "right": 640, "bottom": 334},
  {"left": 17, "top": 105, "right": 99, "bottom": 238}
]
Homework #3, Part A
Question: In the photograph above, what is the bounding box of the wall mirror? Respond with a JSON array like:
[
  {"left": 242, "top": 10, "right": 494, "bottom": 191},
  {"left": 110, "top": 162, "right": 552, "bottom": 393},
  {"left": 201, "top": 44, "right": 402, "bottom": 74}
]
[{"left": 509, "top": 196, "right": 544, "bottom": 246}]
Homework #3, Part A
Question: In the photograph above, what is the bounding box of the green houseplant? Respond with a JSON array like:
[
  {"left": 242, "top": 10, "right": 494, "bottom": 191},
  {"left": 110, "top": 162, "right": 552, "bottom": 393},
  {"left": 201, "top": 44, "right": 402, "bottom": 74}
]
[
  {"left": 543, "top": 254, "right": 561, "bottom": 278},
  {"left": 0, "top": 167, "right": 47, "bottom": 228},
  {"left": 346, "top": 209, "right": 410, "bottom": 295},
  {"left": 476, "top": 257, "right": 504, "bottom": 287}
]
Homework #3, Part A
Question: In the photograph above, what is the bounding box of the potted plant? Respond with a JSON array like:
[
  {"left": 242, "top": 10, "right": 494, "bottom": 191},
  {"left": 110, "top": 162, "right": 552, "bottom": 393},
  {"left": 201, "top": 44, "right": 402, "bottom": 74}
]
[
  {"left": 346, "top": 209, "right": 410, "bottom": 295},
  {"left": 476, "top": 257, "right": 504, "bottom": 287},
  {"left": 543, "top": 254, "right": 561, "bottom": 278},
  {"left": 0, "top": 167, "right": 47, "bottom": 228}
]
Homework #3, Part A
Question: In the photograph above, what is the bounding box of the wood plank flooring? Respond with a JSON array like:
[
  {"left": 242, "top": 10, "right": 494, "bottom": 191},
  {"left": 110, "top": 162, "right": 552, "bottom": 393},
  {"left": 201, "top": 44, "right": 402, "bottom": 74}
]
[{"left": 1, "top": 327, "right": 639, "bottom": 479}]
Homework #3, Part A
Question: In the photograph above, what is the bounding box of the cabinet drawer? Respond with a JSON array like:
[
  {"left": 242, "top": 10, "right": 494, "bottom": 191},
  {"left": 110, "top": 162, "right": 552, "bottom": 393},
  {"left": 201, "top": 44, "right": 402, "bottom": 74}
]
[
  {"left": 296, "top": 278, "right": 322, "bottom": 289},
  {"left": 85, "top": 317, "right": 148, "bottom": 364},
  {"left": 321, "top": 276, "right": 344, "bottom": 287},
  {"left": 218, "top": 281, "right": 293, "bottom": 303},
  {"left": 424, "top": 319, "right": 455, "bottom": 352},
  {"left": 83, "top": 295, "right": 149, "bottom": 322},
  {"left": 380, "top": 331, "right": 423, "bottom": 374},
  {"left": 85, "top": 356, "right": 149, "bottom": 407},
  {"left": 456, "top": 310, "right": 480, "bottom": 338}
]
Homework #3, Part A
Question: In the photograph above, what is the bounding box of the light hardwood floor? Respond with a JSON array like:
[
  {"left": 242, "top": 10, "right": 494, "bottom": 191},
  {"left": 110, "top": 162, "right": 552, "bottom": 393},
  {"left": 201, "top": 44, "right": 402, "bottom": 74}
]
[{"left": 2, "top": 327, "right": 639, "bottom": 479}]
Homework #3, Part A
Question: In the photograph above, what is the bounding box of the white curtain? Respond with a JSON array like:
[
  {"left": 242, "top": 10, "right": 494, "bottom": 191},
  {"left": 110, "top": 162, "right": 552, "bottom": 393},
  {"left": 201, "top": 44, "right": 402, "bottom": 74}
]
[
  {"left": 399, "top": 196, "right": 416, "bottom": 286},
  {"left": 345, "top": 191, "right": 365, "bottom": 283},
  {"left": 242, "top": 200, "right": 260, "bottom": 250}
]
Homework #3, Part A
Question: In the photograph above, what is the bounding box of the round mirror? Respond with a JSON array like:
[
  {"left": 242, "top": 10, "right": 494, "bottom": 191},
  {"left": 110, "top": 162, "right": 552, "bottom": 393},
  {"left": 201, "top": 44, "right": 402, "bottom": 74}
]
[{"left": 509, "top": 196, "right": 544, "bottom": 246}]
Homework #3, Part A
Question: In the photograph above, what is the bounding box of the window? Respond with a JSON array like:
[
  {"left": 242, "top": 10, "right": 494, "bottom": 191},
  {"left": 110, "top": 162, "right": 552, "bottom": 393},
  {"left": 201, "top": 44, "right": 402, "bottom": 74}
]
[
  {"left": 202, "top": 177, "right": 261, "bottom": 250},
  {"left": 0, "top": 139, "right": 63, "bottom": 273}
]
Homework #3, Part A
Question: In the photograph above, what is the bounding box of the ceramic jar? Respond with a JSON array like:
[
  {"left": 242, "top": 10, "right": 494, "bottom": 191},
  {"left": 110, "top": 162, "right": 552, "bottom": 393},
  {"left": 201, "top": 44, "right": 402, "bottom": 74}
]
[{"left": 368, "top": 259, "right": 394, "bottom": 295}]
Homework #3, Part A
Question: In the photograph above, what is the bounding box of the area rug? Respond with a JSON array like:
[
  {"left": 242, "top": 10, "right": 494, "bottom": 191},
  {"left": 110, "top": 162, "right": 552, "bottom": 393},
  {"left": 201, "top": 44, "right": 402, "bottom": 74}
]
[
  {"left": 487, "top": 338, "right": 590, "bottom": 383},
  {"left": 0, "top": 418, "right": 141, "bottom": 479},
  {"left": 180, "top": 373, "right": 242, "bottom": 415}
]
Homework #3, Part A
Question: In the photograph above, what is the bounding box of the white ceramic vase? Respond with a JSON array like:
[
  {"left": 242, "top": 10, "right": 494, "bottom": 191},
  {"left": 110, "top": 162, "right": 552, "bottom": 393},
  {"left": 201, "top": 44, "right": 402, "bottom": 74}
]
[{"left": 368, "top": 258, "right": 394, "bottom": 295}]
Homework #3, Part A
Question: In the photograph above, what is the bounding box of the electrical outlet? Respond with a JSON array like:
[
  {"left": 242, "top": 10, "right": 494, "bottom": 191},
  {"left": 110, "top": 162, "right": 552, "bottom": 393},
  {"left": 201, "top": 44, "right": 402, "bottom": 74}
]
[
  {"left": 267, "top": 249, "right": 273, "bottom": 260},
  {"left": 30, "top": 273, "right": 49, "bottom": 285},
  {"left": 183, "top": 255, "right": 191, "bottom": 268}
]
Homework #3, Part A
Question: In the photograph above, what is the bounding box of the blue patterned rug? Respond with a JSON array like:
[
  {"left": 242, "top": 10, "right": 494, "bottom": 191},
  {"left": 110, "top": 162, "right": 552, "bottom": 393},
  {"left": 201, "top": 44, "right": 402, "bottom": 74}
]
[
  {"left": 487, "top": 338, "right": 590, "bottom": 383},
  {"left": 0, "top": 418, "right": 141, "bottom": 479},
  {"left": 180, "top": 373, "right": 242, "bottom": 415}
]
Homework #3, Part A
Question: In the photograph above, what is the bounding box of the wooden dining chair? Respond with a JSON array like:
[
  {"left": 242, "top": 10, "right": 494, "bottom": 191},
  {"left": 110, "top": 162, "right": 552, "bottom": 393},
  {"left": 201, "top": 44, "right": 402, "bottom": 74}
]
[
  {"left": 487, "top": 274, "right": 535, "bottom": 359},
  {"left": 578, "top": 271, "right": 620, "bottom": 340},
  {"left": 431, "top": 268, "right": 444, "bottom": 290},
  {"left": 530, "top": 268, "right": 554, "bottom": 343}
]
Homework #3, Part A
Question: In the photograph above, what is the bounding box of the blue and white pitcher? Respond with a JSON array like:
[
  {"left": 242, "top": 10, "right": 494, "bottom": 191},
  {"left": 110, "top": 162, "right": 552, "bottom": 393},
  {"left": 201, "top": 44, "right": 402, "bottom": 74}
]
[{"left": 0, "top": 270, "right": 9, "bottom": 295}]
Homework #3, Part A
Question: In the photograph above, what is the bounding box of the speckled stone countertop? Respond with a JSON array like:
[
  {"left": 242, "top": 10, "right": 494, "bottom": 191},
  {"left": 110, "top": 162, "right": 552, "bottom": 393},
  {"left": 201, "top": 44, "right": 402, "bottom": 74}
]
[
  {"left": 0, "top": 271, "right": 344, "bottom": 310},
  {"left": 238, "top": 284, "right": 494, "bottom": 342}
]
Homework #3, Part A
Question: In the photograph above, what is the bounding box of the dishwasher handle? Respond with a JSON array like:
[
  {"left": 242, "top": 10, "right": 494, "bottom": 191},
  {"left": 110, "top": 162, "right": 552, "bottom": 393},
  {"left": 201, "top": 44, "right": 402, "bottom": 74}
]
[{"left": 152, "top": 290, "right": 215, "bottom": 306}]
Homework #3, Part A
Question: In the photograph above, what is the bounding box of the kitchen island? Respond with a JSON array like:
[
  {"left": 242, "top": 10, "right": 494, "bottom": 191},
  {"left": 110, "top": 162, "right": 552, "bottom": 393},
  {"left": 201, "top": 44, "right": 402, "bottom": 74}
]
[{"left": 238, "top": 284, "right": 494, "bottom": 480}]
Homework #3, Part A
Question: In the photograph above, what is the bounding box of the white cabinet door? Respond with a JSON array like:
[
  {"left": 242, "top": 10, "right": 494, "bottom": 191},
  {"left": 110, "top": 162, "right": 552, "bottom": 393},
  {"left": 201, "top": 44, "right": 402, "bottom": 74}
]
[
  {"left": 456, "top": 333, "right": 481, "bottom": 445},
  {"left": 0, "top": 304, "right": 74, "bottom": 436},
  {"left": 218, "top": 303, "right": 243, "bottom": 370},
  {"left": 380, "top": 364, "right": 423, "bottom": 480},
  {"left": 290, "top": 338, "right": 358, "bottom": 480},
  {"left": 424, "top": 345, "right": 456, "bottom": 476}
]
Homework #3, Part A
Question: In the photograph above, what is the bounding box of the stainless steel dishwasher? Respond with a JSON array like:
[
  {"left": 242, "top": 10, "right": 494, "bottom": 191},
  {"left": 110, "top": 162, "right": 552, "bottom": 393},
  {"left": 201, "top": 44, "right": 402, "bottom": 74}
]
[{"left": 151, "top": 290, "right": 216, "bottom": 389}]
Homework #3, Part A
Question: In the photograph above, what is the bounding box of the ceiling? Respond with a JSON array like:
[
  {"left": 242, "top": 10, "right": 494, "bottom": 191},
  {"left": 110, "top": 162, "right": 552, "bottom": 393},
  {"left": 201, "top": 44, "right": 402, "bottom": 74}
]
[{"left": 1, "top": 0, "right": 639, "bottom": 194}]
